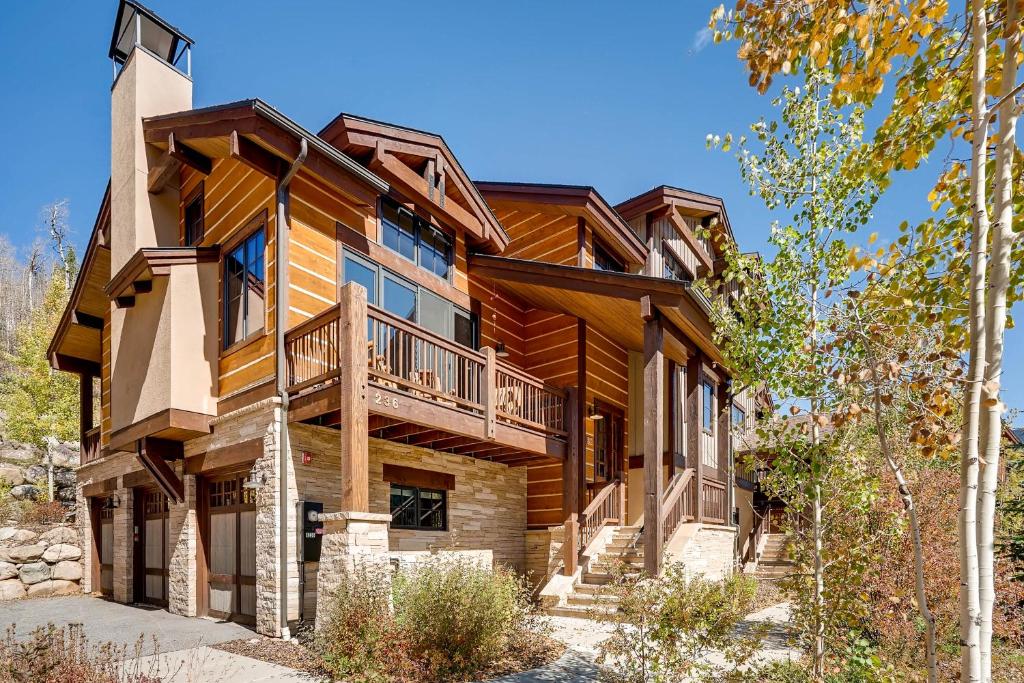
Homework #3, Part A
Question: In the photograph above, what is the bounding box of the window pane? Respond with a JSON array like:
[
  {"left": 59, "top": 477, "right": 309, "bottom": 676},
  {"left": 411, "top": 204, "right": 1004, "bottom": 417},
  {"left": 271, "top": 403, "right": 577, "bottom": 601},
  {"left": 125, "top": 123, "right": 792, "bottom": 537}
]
[
  {"left": 594, "top": 242, "right": 624, "bottom": 272},
  {"left": 703, "top": 382, "right": 714, "bottom": 431},
  {"left": 185, "top": 194, "right": 204, "bottom": 246},
  {"left": 389, "top": 485, "right": 417, "bottom": 527},
  {"left": 245, "top": 232, "right": 265, "bottom": 337},
  {"left": 223, "top": 246, "right": 245, "bottom": 347},
  {"left": 383, "top": 277, "right": 416, "bottom": 322},
  {"left": 397, "top": 211, "right": 416, "bottom": 261},
  {"left": 420, "top": 227, "right": 450, "bottom": 278},
  {"left": 344, "top": 255, "right": 378, "bottom": 305},
  {"left": 418, "top": 288, "right": 449, "bottom": 338},
  {"left": 454, "top": 309, "right": 476, "bottom": 350},
  {"left": 418, "top": 489, "right": 445, "bottom": 530}
]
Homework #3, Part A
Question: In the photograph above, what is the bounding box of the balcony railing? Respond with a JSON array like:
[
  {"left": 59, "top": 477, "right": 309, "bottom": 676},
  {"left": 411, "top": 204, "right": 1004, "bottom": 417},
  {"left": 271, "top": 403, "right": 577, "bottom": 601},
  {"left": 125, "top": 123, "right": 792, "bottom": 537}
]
[
  {"left": 701, "top": 479, "right": 728, "bottom": 524},
  {"left": 661, "top": 468, "right": 695, "bottom": 544},
  {"left": 284, "top": 302, "right": 568, "bottom": 439},
  {"left": 81, "top": 426, "right": 101, "bottom": 465}
]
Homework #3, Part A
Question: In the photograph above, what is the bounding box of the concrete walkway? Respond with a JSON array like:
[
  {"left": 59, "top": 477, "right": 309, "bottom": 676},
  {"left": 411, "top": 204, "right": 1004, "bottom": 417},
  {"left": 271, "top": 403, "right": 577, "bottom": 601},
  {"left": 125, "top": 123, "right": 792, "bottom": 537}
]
[{"left": 129, "top": 645, "right": 316, "bottom": 682}]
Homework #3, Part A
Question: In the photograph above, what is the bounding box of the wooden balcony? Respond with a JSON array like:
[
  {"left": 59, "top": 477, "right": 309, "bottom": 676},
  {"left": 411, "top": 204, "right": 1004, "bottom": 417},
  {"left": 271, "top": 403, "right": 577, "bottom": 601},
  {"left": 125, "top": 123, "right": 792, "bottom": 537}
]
[
  {"left": 81, "top": 426, "right": 101, "bottom": 466},
  {"left": 285, "top": 299, "right": 568, "bottom": 465}
]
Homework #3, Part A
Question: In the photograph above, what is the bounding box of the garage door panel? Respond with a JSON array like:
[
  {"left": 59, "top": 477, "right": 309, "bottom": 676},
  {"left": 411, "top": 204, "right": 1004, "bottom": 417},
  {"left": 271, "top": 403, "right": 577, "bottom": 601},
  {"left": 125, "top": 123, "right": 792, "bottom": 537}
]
[{"left": 205, "top": 474, "right": 256, "bottom": 624}]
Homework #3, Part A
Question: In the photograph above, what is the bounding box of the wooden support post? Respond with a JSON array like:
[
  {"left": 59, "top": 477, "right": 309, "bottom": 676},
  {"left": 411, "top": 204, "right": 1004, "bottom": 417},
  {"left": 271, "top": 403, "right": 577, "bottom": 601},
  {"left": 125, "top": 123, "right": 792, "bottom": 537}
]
[
  {"left": 564, "top": 513, "right": 579, "bottom": 576},
  {"left": 563, "top": 387, "right": 580, "bottom": 520},
  {"left": 338, "top": 282, "right": 369, "bottom": 512},
  {"left": 686, "top": 352, "right": 703, "bottom": 523},
  {"left": 719, "top": 378, "right": 733, "bottom": 525},
  {"left": 642, "top": 301, "right": 664, "bottom": 576},
  {"left": 576, "top": 320, "right": 588, "bottom": 513},
  {"left": 482, "top": 346, "right": 496, "bottom": 440},
  {"left": 80, "top": 373, "right": 93, "bottom": 436},
  {"left": 617, "top": 471, "right": 627, "bottom": 524}
]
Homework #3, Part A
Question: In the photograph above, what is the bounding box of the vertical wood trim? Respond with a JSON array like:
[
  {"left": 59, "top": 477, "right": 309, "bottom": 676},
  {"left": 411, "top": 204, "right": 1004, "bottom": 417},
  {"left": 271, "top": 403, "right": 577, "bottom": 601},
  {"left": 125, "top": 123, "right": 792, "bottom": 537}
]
[
  {"left": 90, "top": 497, "right": 102, "bottom": 594},
  {"left": 196, "top": 476, "right": 209, "bottom": 617},
  {"left": 687, "top": 352, "right": 703, "bottom": 522},
  {"left": 564, "top": 513, "right": 579, "bottom": 576},
  {"left": 719, "top": 378, "right": 733, "bottom": 523},
  {"left": 338, "top": 282, "right": 369, "bottom": 512},
  {"left": 483, "top": 346, "right": 496, "bottom": 440},
  {"left": 132, "top": 492, "right": 144, "bottom": 603},
  {"left": 576, "top": 319, "right": 588, "bottom": 511},
  {"left": 667, "top": 360, "right": 676, "bottom": 480},
  {"left": 576, "top": 217, "right": 586, "bottom": 267},
  {"left": 563, "top": 386, "right": 580, "bottom": 518},
  {"left": 643, "top": 314, "right": 664, "bottom": 576},
  {"left": 80, "top": 373, "right": 93, "bottom": 436}
]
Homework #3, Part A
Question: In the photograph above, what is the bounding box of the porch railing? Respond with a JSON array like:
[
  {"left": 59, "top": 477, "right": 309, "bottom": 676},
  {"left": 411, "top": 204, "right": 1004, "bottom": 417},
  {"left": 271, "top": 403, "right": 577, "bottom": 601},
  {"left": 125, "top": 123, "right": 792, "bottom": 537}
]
[
  {"left": 702, "top": 479, "right": 728, "bottom": 524},
  {"left": 284, "top": 302, "right": 568, "bottom": 437},
  {"left": 578, "top": 477, "right": 624, "bottom": 555},
  {"left": 81, "top": 426, "right": 101, "bottom": 465},
  {"left": 660, "top": 468, "right": 695, "bottom": 545}
]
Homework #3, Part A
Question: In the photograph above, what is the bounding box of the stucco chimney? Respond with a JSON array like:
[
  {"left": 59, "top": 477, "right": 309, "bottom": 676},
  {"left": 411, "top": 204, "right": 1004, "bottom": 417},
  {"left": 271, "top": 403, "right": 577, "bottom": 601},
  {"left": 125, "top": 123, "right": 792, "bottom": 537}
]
[{"left": 108, "top": 0, "right": 193, "bottom": 273}]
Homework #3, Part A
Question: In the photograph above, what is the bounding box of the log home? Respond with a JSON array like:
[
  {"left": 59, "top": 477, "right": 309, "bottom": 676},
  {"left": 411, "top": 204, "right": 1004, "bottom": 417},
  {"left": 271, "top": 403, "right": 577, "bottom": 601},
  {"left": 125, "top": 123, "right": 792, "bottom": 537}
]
[{"left": 50, "top": 1, "right": 762, "bottom": 634}]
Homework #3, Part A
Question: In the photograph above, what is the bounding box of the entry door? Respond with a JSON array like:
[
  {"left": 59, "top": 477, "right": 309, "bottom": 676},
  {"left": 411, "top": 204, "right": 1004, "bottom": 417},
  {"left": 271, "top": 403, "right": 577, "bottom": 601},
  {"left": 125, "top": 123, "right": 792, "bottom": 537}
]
[
  {"left": 206, "top": 476, "right": 257, "bottom": 623},
  {"left": 141, "top": 490, "right": 169, "bottom": 607},
  {"left": 99, "top": 503, "right": 113, "bottom": 596}
]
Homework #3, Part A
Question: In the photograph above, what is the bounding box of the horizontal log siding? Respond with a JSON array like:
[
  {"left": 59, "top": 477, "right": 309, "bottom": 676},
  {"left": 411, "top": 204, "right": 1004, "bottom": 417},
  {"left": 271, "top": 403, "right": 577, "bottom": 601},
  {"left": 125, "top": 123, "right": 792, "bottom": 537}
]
[
  {"left": 585, "top": 323, "right": 629, "bottom": 510},
  {"left": 497, "top": 211, "right": 578, "bottom": 266},
  {"left": 522, "top": 310, "right": 579, "bottom": 528},
  {"left": 469, "top": 279, "right": 528, "bottom": 368}
]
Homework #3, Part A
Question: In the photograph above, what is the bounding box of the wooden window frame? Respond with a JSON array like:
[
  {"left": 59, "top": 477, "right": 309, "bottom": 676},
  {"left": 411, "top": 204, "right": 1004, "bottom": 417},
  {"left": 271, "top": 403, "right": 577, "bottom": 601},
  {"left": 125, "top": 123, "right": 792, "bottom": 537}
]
[
  {"left": 702, "top": 380, "right": 715, "bottom": 436},
  {"left": 219, "top": 210, "right": 268, "bottom": 356},
  {"left": 379, "top": 196, "right": 454, "bottom": 283},
  {"left": 389, "top": 482, "right": 448, "bottom": 532},
  {"left": 731, "top": 403, "right": 746, "bottom": 431},
  {"left": 183, "top": 181, "right": 205, "bottom": 246},
  {"left": 593, "top": 238, "right": 625, "bottom": 273}
]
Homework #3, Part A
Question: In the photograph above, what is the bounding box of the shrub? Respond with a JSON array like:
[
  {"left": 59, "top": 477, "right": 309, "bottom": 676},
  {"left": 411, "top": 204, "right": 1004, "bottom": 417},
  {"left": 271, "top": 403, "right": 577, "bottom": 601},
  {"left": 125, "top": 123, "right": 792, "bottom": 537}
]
[
  {"left": 598, "top": 567, "right": 765, "bottom": 683},
  {"left": 315, "top": 562, "right": 414, "bottom": 682},
  {"left": 0, "top": 623, "right": 161, "bottom": 682},
  {"left": 393, "top": 556, "right": 531, "bottom": 679}
]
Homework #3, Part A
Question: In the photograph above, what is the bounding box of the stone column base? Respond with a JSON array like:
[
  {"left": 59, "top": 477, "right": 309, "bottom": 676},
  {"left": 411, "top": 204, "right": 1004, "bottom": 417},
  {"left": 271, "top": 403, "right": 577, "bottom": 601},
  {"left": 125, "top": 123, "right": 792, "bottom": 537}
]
[{"left": 314, "top": 511, "right": 391, "bottom": 632}]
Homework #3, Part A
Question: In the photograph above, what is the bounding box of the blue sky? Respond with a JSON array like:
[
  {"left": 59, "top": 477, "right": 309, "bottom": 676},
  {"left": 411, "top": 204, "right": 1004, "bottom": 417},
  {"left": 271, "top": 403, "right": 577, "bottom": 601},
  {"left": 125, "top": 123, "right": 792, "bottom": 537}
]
[{"left": 0, "top": 1, "right": 1019, "bottom": 424}]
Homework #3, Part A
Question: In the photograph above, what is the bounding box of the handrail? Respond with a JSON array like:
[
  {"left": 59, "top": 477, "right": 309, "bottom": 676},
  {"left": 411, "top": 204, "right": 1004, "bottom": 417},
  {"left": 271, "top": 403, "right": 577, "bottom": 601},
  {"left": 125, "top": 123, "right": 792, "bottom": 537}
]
[
  {"left": 284, "top": 302, "right": 568, "bottom": 441},
  {"left": 660, "top": 468, "right": 695, "bottom": 544},
  {"left": 578, "top": 479, "right": 623, "bottom": 557}
]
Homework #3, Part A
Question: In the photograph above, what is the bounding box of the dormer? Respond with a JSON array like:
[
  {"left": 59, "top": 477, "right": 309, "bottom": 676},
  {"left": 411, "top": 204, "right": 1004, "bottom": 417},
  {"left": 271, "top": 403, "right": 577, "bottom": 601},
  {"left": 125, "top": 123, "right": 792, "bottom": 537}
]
[{"left": 319, "top": 114, "right": 509, "bottom": 255}]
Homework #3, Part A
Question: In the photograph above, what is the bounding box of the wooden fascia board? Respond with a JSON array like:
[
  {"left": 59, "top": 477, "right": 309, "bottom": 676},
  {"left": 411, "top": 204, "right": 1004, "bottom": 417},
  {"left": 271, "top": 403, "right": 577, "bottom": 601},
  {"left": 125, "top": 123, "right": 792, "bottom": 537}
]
[
  {"left": 104, "top": 247, "right": 220, "bottom": 300},
  {"left": 47, "top": 186, "right": 111, "bottom": 369},
  {"left": 335, "top": 121, "right": 509, "bottom": 250},
  {"left": 143, "top": 111, "right": 382, "bottom": 209},
  {"left": 468, "top": 255, "right": 689, "bottom": 305},
  {"left": 108, "top": 408, "right": 213, "bottom": 453},
  {"left": 371, "top": 148, "right": 486, "bottom": 239}
]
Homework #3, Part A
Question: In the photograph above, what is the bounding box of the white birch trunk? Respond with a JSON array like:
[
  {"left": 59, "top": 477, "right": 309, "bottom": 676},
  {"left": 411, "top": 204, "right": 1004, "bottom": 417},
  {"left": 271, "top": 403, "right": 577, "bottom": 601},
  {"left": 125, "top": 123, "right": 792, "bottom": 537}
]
[
  {"left": 976, "top": 3, "right": 1020, "bottom": 680},
  {"left": 960, "top": 1, "right": 989, "bottom": 678}
]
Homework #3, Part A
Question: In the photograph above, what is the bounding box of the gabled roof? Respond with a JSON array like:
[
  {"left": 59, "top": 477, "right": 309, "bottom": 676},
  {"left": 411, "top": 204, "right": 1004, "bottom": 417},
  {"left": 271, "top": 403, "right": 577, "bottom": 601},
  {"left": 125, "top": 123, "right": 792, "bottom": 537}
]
[
  {"left": 475, "top": 181, "right": 648, "bottom": 267},
  {"left": 320, "top": 113, "right": 509, "bottom": 254},
  {"left": 47, "top": 183, "right": 112, "bottom": 375},
  {"left": 616, "top": 185, "right": 736, "bottom": 250}
]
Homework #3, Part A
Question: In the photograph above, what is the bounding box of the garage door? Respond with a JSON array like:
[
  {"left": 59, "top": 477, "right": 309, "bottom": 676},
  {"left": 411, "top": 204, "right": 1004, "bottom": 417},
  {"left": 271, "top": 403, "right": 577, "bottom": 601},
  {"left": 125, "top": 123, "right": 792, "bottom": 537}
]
[
  {"left": 206, "top": 475, "right": 256, "bottom": 624},
  {"left": 140, "top": 490, "right": 169, "bottom": 607}
]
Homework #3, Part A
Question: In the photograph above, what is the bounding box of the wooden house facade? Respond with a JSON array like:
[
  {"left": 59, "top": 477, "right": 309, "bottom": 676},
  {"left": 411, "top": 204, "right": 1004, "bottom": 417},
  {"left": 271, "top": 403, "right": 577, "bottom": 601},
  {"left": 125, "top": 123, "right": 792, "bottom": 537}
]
[{"left": 49, "top": 1, "right": 761, "bottom": 636}]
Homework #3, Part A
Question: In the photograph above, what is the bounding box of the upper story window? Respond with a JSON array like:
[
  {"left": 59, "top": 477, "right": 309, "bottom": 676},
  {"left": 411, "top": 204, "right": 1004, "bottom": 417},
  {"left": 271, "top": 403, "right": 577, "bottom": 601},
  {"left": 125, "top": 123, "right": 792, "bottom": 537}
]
[
  {"left": 594, "top": 240, "right": 625, "bottom": 272},
  {"left": 702, "top": 380, "right": 715, "bottom": 434},
  {"left": 184, "top": 185, "right": 204, "bottom": 246},
  {"left": 223, "top": 220, "right": 266, "bottom": 350},
  {"left": 380, "top": 198, "right": 452, "bottom": 280},
  {"left": 663, "top": 249, "right": 692, "bottom": 282},
  {"left": 732, "top": 404, "right": 746, "bottom": 431},
  {"left": 342, "top": 249, "right": 478, "bottom": 350}
]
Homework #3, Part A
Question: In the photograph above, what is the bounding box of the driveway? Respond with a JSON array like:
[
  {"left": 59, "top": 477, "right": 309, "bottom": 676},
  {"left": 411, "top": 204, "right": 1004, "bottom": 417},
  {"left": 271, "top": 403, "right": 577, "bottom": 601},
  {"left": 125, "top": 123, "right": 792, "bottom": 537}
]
[{"left": 0, "top": 595, "right": 253, "bottom": 655}]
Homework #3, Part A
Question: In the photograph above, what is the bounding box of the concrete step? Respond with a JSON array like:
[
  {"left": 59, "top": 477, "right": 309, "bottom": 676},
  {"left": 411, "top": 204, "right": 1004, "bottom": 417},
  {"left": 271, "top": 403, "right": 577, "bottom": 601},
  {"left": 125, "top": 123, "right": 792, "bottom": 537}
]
[
  {"left": 582, "top": 571, "right": 640, "bottom": 585},
  {"left": 567, "top": 592, "right": 620, "bottom": 607},
  {"left": 572, "top": 582, "right": 614, "bottom": 596},
  {"left": 545, "top": 604, "right": 619, "bottom": 620}
]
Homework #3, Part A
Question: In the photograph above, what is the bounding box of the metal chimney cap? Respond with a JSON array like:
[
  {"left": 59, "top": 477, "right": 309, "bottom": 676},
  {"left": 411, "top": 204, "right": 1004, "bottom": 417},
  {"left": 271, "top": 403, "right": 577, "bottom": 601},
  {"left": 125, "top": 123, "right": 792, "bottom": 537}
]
[{"left": 108, "top": 0, "right": 194, "bottom": 66}]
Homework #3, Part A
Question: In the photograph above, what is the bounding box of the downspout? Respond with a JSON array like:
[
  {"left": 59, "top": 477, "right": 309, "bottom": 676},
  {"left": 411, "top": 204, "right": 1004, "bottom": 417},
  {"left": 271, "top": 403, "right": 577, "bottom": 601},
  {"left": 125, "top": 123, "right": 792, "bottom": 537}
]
[{"left": 276, "top": 138, "right": 307, "bottom": 639}]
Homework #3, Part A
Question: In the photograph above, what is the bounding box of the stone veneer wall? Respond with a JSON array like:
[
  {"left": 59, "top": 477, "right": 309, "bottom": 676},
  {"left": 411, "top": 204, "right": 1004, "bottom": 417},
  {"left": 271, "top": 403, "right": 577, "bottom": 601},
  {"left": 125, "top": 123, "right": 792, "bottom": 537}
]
[
  {"left": 0, "top": 525, "right": 83, "bottom": 600},
  {"left": 675, "top": 525, "right": 737, "bottom": 581},
  {"left": 524, "top": 525, "right": 564, "bottom": 593},
  {"left": 367, "top": 438, "right": 528, "bottom": 572}
]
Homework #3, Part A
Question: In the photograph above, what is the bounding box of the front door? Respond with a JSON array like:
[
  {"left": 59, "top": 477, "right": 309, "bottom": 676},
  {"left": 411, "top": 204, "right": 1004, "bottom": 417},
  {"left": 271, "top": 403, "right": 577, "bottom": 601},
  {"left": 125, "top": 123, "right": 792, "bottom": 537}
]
[
  {"left": 139, "top": 489, "right": 169, "bottom": 607},
  {"left": 205, "top": 475, "right": 257, "bottom": 624}
]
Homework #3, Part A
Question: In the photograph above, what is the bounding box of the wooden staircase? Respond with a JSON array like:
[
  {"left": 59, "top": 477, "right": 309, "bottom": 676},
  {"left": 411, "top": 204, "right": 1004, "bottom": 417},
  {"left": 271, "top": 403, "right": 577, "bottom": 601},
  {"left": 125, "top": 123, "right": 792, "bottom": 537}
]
[{"left": 754, "top": 534, "right": 794, "bottom": 580}]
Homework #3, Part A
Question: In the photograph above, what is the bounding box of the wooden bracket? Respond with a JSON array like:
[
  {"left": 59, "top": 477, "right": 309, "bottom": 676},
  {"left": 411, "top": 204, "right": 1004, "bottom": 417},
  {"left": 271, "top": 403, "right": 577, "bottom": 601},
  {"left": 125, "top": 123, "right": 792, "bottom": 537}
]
[
  {"left": 136, "top": 437, "right": 185, "bottom": 504},
  {"left": 230, "top": 130, "right": 281, "bottom": 178},
  {"left": 168, "top": 132, "right": 213, "bottom": 175}
]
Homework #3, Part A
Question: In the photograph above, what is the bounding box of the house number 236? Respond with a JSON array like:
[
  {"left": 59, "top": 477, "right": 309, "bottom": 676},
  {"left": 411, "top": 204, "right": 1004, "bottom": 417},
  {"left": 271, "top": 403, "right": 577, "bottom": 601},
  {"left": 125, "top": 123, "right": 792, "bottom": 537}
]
[{"left": 374, "top": 392, "right": 398, "bottom": 409}]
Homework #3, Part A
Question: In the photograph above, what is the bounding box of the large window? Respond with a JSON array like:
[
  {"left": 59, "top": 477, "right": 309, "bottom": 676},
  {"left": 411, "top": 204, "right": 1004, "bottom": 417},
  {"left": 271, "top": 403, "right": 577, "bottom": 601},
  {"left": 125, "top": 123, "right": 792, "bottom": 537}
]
[
  {"left": 381, "top": 198, "right": 452, "bottom": 280},
  {"left": 702, "top": 380, "right": 715, "bottom": 434},
  {"left": 342, "top": 249, "right": 477, "bottom": 349},
  {"left": 390, "top": 484, "right": 447, "bottom": 531},
  {"left": 223, "top": 224, "right": 265, "bottom": 350}
]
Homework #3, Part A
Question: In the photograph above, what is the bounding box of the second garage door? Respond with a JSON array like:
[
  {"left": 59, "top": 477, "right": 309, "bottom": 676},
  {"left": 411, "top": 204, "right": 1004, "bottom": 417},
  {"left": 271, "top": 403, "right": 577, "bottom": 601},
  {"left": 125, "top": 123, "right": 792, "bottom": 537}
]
[{"left": 205, "top": 475, "right": 257, "bottom": 624}]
